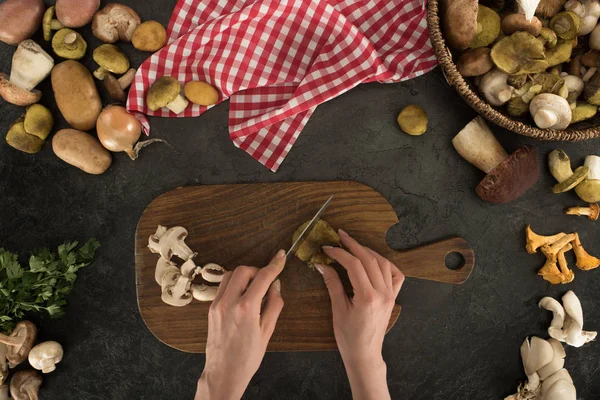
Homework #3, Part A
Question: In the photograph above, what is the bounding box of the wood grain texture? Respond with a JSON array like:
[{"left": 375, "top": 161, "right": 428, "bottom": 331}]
[{"left": 135, "top": 181, "right": 475, "bottom": 352}]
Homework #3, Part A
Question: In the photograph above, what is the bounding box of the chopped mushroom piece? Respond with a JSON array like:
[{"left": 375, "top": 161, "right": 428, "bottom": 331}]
[
  {"left": 147, "top": 77, "right": 189, "bottom": 114},
  {"left": 201, "top": 263, "right": 226, "bottom": 283},
  {"left": 452, "top": 117, "right": 539, "bottom": 204},
  {"left": 9, "top": 370, "right": 41, "bottom": 400},
  {"left": 571, "top": 232, "right": 600, "bottom": 270},
  {"left": 161, "top": 270, "right": 193, "bottom": 307},
  {"left": 192, "top": 284, "right": 219, "bottom": 302},
  {"left": 525, "top": 225, "right": 567, "bottom": 254},
  {"left": 0, "top": 321, "right": 37, "bottom": 368},
  {"left": 565, "top": 203, "right": 599, "bottom": 220},
  {"left": 548, "top": 149, "right": 588, "bottom": 193},
  {"left": 148, "top": 225, "right": 196, "bottom": 261},
  {"left": 155, "top": 257, "right": 179, "bottom": 285},
  {"left": 92, "top": 3, "right": 141, "bottom": 43},
  {"left": 28, "top": 341, "right": 63, "bottom": 373}
]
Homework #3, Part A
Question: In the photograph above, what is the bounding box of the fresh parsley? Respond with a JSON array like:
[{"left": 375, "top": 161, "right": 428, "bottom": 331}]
[{"left": 0, "top": 239, "right": 100, "bottom": 333}]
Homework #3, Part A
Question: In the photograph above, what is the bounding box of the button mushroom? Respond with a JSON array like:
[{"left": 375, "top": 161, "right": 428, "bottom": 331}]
[
  {"left": 452, "top": 116, "right": 539, "bottom": 204},
  {"left": 575, "top": 155, "right": 600, "bottom": 202},
  {"left": 103, "top": 68, "right": 136, "bottom": 102},
  {"left": 0, "top": 0, "right": 45, "bottom": 46},
  {"left": 457, "top": 48, "right": 494, "bottom": 77},
  {"left": 180, "top": 259, "right": 202, "bottom": 280},
  {"left": 132, "top": 21, "right": 167, "bottom": 52},
  {"left": 529, "top": 93, "right": 572, "bottom": 129},
  {"left": 561, "top": 74, "right": 584, "bottom": 107},
  {"left": 0, "top": 321, "right": 37, "bottom": 368},
  {"left": 9, "top": 370, "right": 41, "bottom": 400},
  {"left": 0, "top": 40, "right": 54, "bottom": 106},
  {"left": 28, "top": 341, "right": 63, "bottom": 373},
  {"left": 56, "top": 0, "right": 100, "bottom": 28},
  {"left": 148, "top": 225, "right": 196, "bottom": 261},
  {"left": 478, "top": 69, "right": 514, "bottom": 106},
  {"left": 565, "top": 203, "right": 599, "bottom": 220},
  {"left": 52, "top": 29, "right": 87, "bottom": 60},
  {"left": 42, "top": 6, "right": 64, "bottom": 42},
  {"left": 147, "top": 77, "right": 190, "bottom": 114},
  {"left": 161, "top": 270, "right": 193, "bottom": 307},
  {"left": 92, "top": 3, "right": 141, "bottom": 43},
  {"left": 92, "top": 44, "right": 130, "bottom": 81},
  {"left": 548, "top": 149, "right": 588, "bottom": 193}
]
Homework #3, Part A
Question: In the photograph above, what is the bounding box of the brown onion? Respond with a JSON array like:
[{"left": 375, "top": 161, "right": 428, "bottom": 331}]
[{"left": 96, "top": 105, "right": 162, "bottom": 160}]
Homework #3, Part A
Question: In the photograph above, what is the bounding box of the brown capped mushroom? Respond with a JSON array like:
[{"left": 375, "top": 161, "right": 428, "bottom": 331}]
[
  {"left": 0, "top": 0, "right": 45, "bottom": 46},
  {"left": 452, "top": 117, "right": 539, "bottom": 204},
  {"left": 0, "top": 321, "right": 37, "bottom": 368},
  {"left": 92, "top": 3, "right": 141, "bottom": 43},
  {"left": 442, "top": 0, "right": 479, "bottom": 49},
  {"left": 147, "top": 77, "right": 189, "bottom": 114},
  {"left": 56, "top": 0, "right": 100, "bottom": 28},
  {"left": 10, "top": 369, "right": 41, "bottom": 400},
  {"left": 457, "top": 48, "right": 494, "bottom": 77},
  {"left": 103, "top": 69, "right": 136, "bottom": 102},
  {"left": 501, "top": 13, "right": 542, "bottom": 36},
  {"left": 92, "top": 44, "right": 130, "bottom": 80}
]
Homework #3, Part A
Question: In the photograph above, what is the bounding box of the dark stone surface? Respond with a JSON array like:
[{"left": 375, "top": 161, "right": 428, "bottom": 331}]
[{"left": 1, "top": 1, "right": 600, "bottom": 399}]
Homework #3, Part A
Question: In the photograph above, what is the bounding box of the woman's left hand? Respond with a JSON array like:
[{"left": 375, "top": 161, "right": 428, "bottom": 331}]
[{"left": 195, "top": 250, "right": 286, "bottom": 400}]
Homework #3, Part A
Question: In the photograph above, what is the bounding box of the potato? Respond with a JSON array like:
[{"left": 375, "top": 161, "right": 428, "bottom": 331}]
[
  {"left": 52, "top": 129, "right": 112, "bottom": 175},
  {"left": 56, "top": 0, "right": 100, "bottom": 28},
  {"left": 51, "top": 60, "right": 102, "bottom": 131}
]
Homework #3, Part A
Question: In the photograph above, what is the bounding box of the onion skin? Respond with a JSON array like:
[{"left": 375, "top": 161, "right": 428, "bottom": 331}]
[{"left": 96, "top": 106, "right": 141, "bottom": 159}]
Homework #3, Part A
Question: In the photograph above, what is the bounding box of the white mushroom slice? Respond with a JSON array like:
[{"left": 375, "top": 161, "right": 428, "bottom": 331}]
[
  {"left": 192, "top": 284, "right": 218, "bottom": 302},
  {"left": 181, "top": 259, "right": 201, "bottom": 279},
  {"left": 154, "top": 257, "right": 179, "bottom": 285},
  {"left": 537, "top": 339, "right": 566, "bottom": 380},
  {"left": 161, "top": 271, "right": 192, "bottom": 307},
  {"left": 562, "top": 290, "right": 597, "bottom": 347},
  {"left": 542, "top": 369, "right": 573, "bottom": 396},
  {"left": 539, "top": 297, "right": 566, "bottom": 341},
  {"left": 201, "top": 263, "right": 225, "bottom": 283},
  {"left": 520, "top": 337, "right": 554, "bottom": 391},
  {"left": 542, "top": 378, "right": 577, "bottom": 400},
  {"left": 148, "top": 225, "right": 196, "bottom": 261},
  {"left": 28, "top": 341, "right": 63, "bottom": 373}
]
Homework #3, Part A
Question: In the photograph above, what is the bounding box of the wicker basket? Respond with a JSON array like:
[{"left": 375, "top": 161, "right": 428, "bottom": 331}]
[{"left": 426, "top": 0, "right": 600, "bottom": 141}]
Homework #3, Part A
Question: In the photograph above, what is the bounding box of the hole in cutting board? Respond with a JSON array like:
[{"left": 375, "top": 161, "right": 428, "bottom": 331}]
[{"left": 444, "top": 252, "right": 465, "bottom": 270}]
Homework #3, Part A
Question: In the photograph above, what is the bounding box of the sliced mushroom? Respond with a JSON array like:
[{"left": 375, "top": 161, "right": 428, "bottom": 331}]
[
  {"left": 9, "top": 370, "right": 41, "bottom": 400},
  {"left": 0, "top": 321, "right": 37, "bottom": 368},
  {"left": 92, "top": 3, "right": 141, "bottom": 43},
  {"left": 191, "top": 284, "right": 218, "bottom": 302},
  {"left": 148, "top": 225, "right": 196, "bottom": 261},
  {"left": 28, "top": 341, "right": 63, "bottom": 373},
  {"left": 201, "top": 263, "right": 225, "bottom": 283},
  {"left": 180, "top": 259, "right": 202, "bottom": 279},
  {"left": 155, "top": 257, "right": 179, "bottom": 285},
  {"left": 161, "top": 271, "right": 193, "bottom": 307}
]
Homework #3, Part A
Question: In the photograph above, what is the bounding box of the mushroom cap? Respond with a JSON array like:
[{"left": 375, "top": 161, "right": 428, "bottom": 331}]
[
  {"left": 542, "top": 369, "right": 573, "bottom": 396},
  {"left": 24, "top": 104, "right": 54, "bottom": 140},
  {"left": 0, "top": 73, "right": 41, "bottom": 107},
  {"left": 147, "top": 77, "right": 182, "bottom": 111},
  {"left": 103, "top": 74, "right": 126, "bottom": 102},
  {"left": 192, "top": 284, "right": 218, "bottom": 302},
  {"left": 56, "top": 0, "right": 100, "bottom": 28},
  {"left": 457, "top": 48, "right": 493, "bottom": 77},
  {"left": 201, "top": 263, "right": 225, "bottom": 283},
  {"left": 491, "top": 32, "right": 548, "bottom": 75},
  {"left": 28, "top": 341, "right": 64, "bottom": 373},
  {"left": 0, "top": 0, "right": 45, "bottom": 45},
  {"left": 43, "top": 6, "right": 56, "bottom": 41},
  {"left": 442, "top": 0, "right": 478, "bottom": 49},
  {"left": 529, "top": 93, "right": 572, "bottom": 130},
  {"left": 475, "top": 145, "right": 539, "bottom": 204},
  {"left": 552, "top": 166, "right": 588, "bottom": 193},
  {"left": 6, "top": 321, "right": 37, "bottom": 368},
  {"left": 92, "top": 3, "right": 141, "bottom": 43},
  {"left": 6, "top": 120, "right": 45, "bottom": 154},
  {"left": 542, "top": 378, "right": 577, "bottom": 400},
  {"left": 155, "top": 258, "right": 179, "bottom": 285},
  {"left": 132, "top": 21, "right": 167, "bottom": 52},
  {"left": 469, "top": 5, "right": 501, "bottom": 49},
  {"left": 520, "top": 336, "right": 554, "bottom": 377},
  {"left": 575, "top": 179, "right": 600, "bottom": 202},
  {"left": 93, "top": 44, "right": 130, "bottom": 74},
  {"left": 52, "top": 29, "right": 87, "bottom": 60},
  {"left": 501, "top": 13, "right": 542, "bottom": 36},
  {"left": 10, "top": 369, "right": 42, "bottom": 400}
]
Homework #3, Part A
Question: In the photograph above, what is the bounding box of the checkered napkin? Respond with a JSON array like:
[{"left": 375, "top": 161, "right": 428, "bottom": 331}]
[{"left": 127, "top": 0, "right": 437, "bottom": 171}]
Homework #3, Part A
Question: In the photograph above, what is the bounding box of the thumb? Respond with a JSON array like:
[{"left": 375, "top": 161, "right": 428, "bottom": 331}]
[{"left": 314, "top": 264, "right": 348, "bottom": 310}]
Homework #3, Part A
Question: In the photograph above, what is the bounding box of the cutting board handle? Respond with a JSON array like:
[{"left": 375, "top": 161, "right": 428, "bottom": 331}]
[{"left": 382, "top": 237, "right": 474, "bottom": 284}]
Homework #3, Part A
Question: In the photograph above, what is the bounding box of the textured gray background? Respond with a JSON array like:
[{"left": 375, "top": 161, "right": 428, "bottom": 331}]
[{"left": 1, "top": 0, "right": 600, "bottom": 399}]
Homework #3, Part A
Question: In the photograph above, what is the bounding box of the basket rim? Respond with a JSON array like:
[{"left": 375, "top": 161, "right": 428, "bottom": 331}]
[{"left": 426, "top": 0, "right": 600, "bottom": 141}]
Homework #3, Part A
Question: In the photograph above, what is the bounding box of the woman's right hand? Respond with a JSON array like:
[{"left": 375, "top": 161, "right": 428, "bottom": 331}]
[{"left": 316, "top": 229, "right": 404, "bottom": 400}]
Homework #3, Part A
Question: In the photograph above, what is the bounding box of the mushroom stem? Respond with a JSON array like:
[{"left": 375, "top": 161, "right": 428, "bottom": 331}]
[
  {"left": 127, "top": 139, "right": 165, "bottom": 161},
  {"left": 533, "top": 108, "right": 559, "bottom": 129},
  {"left": 63, "top": 32, "right": 77, "bottom": 49},
  {"left": 0, "top": 385, "right": 7, "bottom": 400},
  {"left": 0, "top": 333, "right": 25, "bottom": 348},
  {"left": 166, "top": 94, "right": 189, "bottom": 114},
  {"left": 586, "top": 155, "right": 600, "bottom": 179},
  {"left": 50, "top": 20, "right": 63, "bottom": 30},
  {"left": 565, "top": 203, "right": 599, "bottom": 220},
  {"left": 117, "top": 68, "right": 136, "bottom": 89},
  {"left": 93, "top": 67, "right": 107, "bottom": 80},
  {"left": 25, "top": 385, "right": 38, "bottom": 400},
  {"left": 452, "top": 116, "right": 509, "bottom": 173}
]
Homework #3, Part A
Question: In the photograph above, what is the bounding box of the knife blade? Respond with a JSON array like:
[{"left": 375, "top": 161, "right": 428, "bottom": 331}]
[{"left": 286, "top": 195, "right": 334, "bottom": 259}]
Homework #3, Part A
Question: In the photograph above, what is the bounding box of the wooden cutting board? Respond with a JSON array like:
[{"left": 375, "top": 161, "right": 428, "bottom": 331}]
[{"left": 135, "top": 181, "right": 475, "bottom": 352}]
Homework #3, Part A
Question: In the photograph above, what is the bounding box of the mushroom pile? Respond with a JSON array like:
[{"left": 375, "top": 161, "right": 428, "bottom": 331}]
[
  {"left": 505, "top": 291, "right": 595, "bottom": 400},
  {"left": 443, "top": 0, "right": 600, "bottom": 129},
  {"left": 148, "top": 225, "right": 225, "bottom": 306},
  {"left": 549, "top": 149, "right": 600, "bottom": 202},
  {"left": 526, "top": 225, "right": 600, "bottom": 284},
  {"left": 0, "top": 320, "right": 64, "bottom": 400}
]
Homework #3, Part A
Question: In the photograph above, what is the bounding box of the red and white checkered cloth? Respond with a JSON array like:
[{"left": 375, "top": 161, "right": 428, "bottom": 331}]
[{"left": 127, "top": 0, "right": 437, "bottom": 172}]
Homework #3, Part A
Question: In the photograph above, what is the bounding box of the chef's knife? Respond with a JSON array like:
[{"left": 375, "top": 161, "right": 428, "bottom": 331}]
[{"left": 286, "top": 195, "right": 334, "bottom": 259}]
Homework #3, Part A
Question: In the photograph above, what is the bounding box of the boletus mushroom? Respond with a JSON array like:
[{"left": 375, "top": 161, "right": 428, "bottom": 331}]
[
  {"left": 575, "top": 155, "right": 600, "bottom": 202},
  {"left": 52, "top": 29, "right": 87, "bottom": 60},
  {"left": 452, "top": 116, "right": 539, "bottom": 204},
  {"left": 0, "top": 321, "right": 37, "bottom": 368},
  {"left": 501, "top": 13, "right": 542, "bottom": 36},
  {"left": 0, "top": 0, "right": 45, "bottom": 46},
  {"left": 103, "top": 69, "right": 136, "bottom": 102},
  {"left": 469, "top": 5, "right": 501, "bottom": 48},
  {"left": 548, "top": 149, "right": 588, "bottom": 193},
  {"left": 457, "top": 48, "right": 494, "bottom": 77},
  {"left": 0, "top": 40, "right": 54, "bottom": 106},
  {"left": 42, "top": 6, "right": 64, "bottom": 42},
  {"left": 56, "top": 0, "right": 100, "bottom": 28},
  {"left": 9, "top": 369, "right": 42, "bottom": 400},
  {"left": 491, "top": 32, "right": 549, "bottom": 75},
  {"left": 92, "top": 44, "right": 130, "bottom": 80},
  {"left": 28, "top": 341, "right": 63, "bottom": 373},
  {"left": 92, "top": 3, "right": 141, "bottom": 43},
  {"left": 146, "top": 77, "right": 190, "bottom": 114}
]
